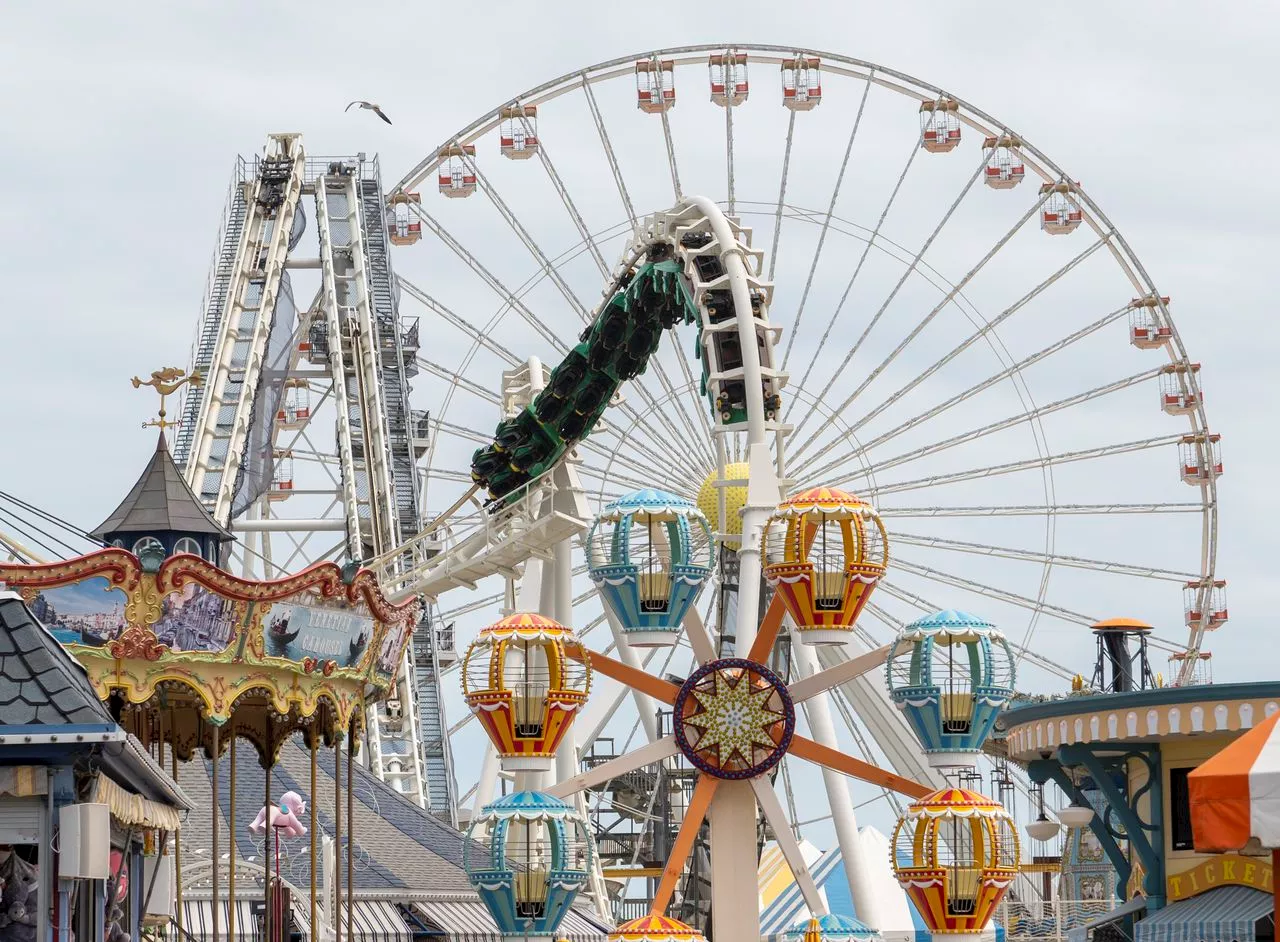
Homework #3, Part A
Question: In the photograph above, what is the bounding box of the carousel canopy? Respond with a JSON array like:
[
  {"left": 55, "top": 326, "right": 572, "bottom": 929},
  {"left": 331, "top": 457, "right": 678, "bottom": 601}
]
[{"left": 90, "top": 432, "right": 232, "bottom": 542}]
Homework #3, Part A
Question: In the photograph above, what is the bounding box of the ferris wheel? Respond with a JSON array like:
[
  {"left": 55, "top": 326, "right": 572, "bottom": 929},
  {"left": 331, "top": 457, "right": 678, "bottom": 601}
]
[
  {"left": 164, "top": 39, "right": 1223, "bottom": 934},
  {"left": 362, "top": 41, "right": 1222, "bottom": 928}
]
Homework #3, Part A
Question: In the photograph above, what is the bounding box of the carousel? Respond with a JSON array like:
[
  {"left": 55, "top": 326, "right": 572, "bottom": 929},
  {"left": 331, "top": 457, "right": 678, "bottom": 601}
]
[{"left": 0, "top": 373, "right": 420, "bottom": 942}]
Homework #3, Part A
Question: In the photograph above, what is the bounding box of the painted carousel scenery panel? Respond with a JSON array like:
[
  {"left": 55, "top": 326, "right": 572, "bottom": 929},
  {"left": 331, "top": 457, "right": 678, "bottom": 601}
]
[
  {"left": 27, "top": 577, "right": 128, "bottom": 647},
  {"left": 261, "top": 589, "right": 376, "bottom": 670},
  {"left": 375, "top": 616, "right": 412, "bottom": 678},
  {"left": 153, "top": 582, "right": 240, "bottom": 652}
]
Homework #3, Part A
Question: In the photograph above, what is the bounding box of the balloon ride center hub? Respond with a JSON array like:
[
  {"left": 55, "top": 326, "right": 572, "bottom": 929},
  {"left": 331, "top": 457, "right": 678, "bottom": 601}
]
[{"left": 673, "top": 658, "right": 795, "bottom": 780}]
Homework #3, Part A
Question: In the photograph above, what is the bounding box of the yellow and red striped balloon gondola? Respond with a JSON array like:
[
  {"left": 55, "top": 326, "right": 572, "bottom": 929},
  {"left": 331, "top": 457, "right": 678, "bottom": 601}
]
[
  {"left": 608, "top": 915, "right": 707, "bottom": 942},
  {"left": 892, "top": 787, "right": 1020, "bottom": 934},
  {"left": 763, "top": 486, "right": 888, "bottom": 646},
  {"left": 461, "top": 613, "right": 591, "bottom": 772}
]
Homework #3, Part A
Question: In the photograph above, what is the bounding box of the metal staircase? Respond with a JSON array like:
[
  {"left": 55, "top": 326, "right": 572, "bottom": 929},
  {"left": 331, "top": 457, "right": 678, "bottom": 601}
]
[
  {"left": 175, "top": 168, "right": 250, "bottom": 467},
  {"left": 181, "top": 134, "right": 306, "bottom": 518}
]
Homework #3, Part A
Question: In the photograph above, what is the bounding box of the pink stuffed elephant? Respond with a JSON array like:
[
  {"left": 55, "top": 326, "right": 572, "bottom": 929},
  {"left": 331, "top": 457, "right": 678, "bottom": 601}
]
[{"left": 249, "top": 791, "right": 308, "bottom": 837}]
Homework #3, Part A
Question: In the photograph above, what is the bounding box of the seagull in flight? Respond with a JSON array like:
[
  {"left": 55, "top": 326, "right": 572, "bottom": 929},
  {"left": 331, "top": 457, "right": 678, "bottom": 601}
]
[{"left": 346, "top": 101, "right": 392, "bottom": 125}]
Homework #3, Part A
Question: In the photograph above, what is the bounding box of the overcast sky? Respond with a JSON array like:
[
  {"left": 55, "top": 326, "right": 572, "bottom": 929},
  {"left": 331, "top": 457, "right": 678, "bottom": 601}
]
[
  {"left": 2, "top": 0, "right": 1278, "bottom": 864},
  {"left": 2, "top": 0, "right": 1279, "bottom": 796}
]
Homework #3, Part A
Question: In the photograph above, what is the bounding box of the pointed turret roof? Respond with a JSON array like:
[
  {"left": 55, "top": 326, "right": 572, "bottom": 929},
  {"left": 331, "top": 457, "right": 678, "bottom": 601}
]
[{"left": 90, "top": 433, "right": 232, "bottom": 541}]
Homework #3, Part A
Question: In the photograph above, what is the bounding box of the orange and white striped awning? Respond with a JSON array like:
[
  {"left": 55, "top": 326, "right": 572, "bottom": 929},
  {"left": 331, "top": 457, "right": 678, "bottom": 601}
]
[{"left": 1188, "top": 708, "right": 1280, "bottom": 851}]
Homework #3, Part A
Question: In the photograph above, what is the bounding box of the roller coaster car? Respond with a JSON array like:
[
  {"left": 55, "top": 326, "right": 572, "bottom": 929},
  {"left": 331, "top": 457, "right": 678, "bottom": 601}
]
[
  {"left": 680, "top": 232, "right": 713, "bottom": 249},
  {"left": 588, "top": 341, "right": 615, "bottom": 372},
  {"left": 716, "top": 382, "right": 747, "bottom": 423},
  {"left": 704, "top": 290, "right": 734, "bottom": 324},
  {"left": 595, "top": 306, "right": 630, "bottom": 351},
  {"left": 626, "top": 324, "right": 659, "bottom": 358},
  {"left": 715, "top": 333, "right": 744, "bottom": 371},
  {"left": 648, "top": 240, "right": 676, "bottom": 261},
  {"left": 494, "top": 417, "right": 525, "bottom": 452},
  {"left": 694, "top": 254, "right": 725, "bottom": 282},
  {"left": 508, "top": 436, "right": 555, "bottom": 474},
  {"left": 557, "top": 409, "right": 591, "bottom": 441},
  {"left": 487, "top": 466, "right": 531, "bottom": 500},
  {"left": 471, "top": 446, "right": 508, "bottom": 484},
  {"left": 574, "top": 376, "right": 616, "bottom": 416},
  {"left": 549, "top": 352, "right": 588, "bottom": 398},
  {"left": 534, "top": 391, "right": 572, "bottom": 425}
]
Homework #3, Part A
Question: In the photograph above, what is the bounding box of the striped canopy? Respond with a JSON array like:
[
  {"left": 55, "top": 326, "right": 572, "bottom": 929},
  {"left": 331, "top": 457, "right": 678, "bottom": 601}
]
[{"left": 1189, "top": 709, "right": 1280, "bottom": 851}]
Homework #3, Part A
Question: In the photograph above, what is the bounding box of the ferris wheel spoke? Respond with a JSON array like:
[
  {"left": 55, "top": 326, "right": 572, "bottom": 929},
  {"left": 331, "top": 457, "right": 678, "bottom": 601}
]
[
  {"left": 577, "top": 461, "right": 688, "bottom": 498},
  {"left": 819, "top": 365, "right": 1163, "bottom": 485},
  {"left": 601, "top": 394, "right": 713, "bottom": 485},
  {"left": 416, "top": 357, "right": 502, "bottom": 407},
  {"left": 430, "top": 418, "right": 491, "bottom": 447},
  {"left": 462, "top": 151, "right": 592, "bottom": 321},
  {"left": 523, "top": 121, "right": 610, "bottom": 277},
  {"left": 766, "top": 111, "right": 797, "bottom": 281},
  {"left": 781, "top": 72, "right": 873, "bottom": 372},
  {"left": 629, "top": 357, "right": 719, "bottom": 472},
  {"left": 409, "top": 206, "right": 569, "bottom": 354},
  {"left": 834, "top": 237, "right": 1110, "bottom": 442},
  {"left": 788, "top": 151, "right": 989, "bottom": 453},
  {"left": 657, "top": 83, "right": 682, "bottom": 199},
  {"left": 888, "top": 531, "right": 1201, "bottom": 582},
  {"left": 724, "top": 94, "right": 736, "bottom": 216},
  {"left": 784, "top": 135, "right": 922, "bottom": 418},
  {"left": 891, "top": 556, "right": 1094, "bottom": 625},
  {"left": 580, "top": 76, "right": 638, "bottom": 227},
  {"left": 849, "top": 306, "right": 1134, "bottom": 468},
  {"left": 296, "top": 428, "right": 342, "bottom": 490},
  {"left": 421, "top": 467, "right": 475, "bottom": 485},
  {"left": 664, "top": 335, "right": 717, "bottom": 463},
  {"left": 576, "top": 436, "right": 692, "bottom": 493},
  {"left": 749, "top": 777, "right": 826, "bottom": 915},
  {"left": 398, "top": 277, "right": 522, "bottom": 366},
  {"left": 853, "top": 433, "right": 1182, "bottom": 496},
  {"left": 880, "top": 502, "right": 1204, "bottom": 518}
]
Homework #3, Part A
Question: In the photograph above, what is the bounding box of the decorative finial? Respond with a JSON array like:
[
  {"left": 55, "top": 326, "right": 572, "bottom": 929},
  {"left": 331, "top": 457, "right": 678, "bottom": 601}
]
[{"left": 131, "top": 368, "right": 203, "bottom": 430}]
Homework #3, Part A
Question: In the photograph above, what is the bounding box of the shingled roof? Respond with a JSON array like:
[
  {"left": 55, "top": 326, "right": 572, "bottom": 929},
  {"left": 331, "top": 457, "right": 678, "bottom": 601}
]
[
  {"left": 178, "top": 737, "right": 477, "bottom": 895},
  {"left": 0, "top": 591, "right": 117, "bottom": 728},
  {"left": 90, "top": 432, "right": 232, "bottom": 541}
]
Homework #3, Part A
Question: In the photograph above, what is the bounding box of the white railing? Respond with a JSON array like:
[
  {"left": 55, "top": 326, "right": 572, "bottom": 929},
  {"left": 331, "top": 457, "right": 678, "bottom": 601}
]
[{"left": 998, "top": 899, "right": 1126, "bottom": 941}]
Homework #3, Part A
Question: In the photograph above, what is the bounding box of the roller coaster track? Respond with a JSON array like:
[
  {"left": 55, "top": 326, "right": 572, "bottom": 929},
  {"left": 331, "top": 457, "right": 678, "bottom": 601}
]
[{"left": 373, "top": 200, "right": 787, "bottom": 602}]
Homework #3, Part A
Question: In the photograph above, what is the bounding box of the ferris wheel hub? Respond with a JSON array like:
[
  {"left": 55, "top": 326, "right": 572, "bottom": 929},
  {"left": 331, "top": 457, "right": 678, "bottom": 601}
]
[{"left": 672, "top": 657, "right": 794, "bottom": 780}]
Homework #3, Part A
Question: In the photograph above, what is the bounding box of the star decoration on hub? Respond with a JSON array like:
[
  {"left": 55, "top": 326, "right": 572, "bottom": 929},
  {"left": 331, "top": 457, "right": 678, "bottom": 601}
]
[{"left": 675, "top": 658, "right": 795, "bottom": 779}]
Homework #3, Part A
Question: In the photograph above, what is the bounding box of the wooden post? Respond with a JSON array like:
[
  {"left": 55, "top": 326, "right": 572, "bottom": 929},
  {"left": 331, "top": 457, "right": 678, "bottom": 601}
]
[
  {"left": 229, "top": 740, "right": 237, "bottom": 942},
  {"left": 211, "top": 724, "right": 220, "bottom": 942}
]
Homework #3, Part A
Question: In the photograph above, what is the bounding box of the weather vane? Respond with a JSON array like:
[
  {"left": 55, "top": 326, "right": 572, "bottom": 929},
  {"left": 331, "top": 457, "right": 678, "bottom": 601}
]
[{"left": 131, "top": 367, "right": 203, "bottom": 430}]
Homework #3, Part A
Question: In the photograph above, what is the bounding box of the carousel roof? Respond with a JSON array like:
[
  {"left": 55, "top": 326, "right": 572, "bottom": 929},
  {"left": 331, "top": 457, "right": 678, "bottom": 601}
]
[
  {"left": 90, "top": 432, "right": 232, "bottom": 541},
  {"left": 0, "top": 590, "right": 117, "bottom": 727}
]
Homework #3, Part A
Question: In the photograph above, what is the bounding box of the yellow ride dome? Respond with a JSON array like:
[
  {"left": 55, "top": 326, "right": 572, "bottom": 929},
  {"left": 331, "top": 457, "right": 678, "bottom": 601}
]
[{"left": 695, "top": 462, "right": 749, "bottom": 549}]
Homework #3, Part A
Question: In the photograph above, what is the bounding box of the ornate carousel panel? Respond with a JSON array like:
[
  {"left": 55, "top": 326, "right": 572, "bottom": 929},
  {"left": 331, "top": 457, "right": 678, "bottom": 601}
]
[{"left": 0, "top": 549, "right": 419, "bottom": 763}]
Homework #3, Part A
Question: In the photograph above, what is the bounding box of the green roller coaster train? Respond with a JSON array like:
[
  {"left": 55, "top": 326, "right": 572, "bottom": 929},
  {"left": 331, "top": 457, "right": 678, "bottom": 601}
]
[{"left": 471, "top": 248, "right": 702, "bottom": 500}]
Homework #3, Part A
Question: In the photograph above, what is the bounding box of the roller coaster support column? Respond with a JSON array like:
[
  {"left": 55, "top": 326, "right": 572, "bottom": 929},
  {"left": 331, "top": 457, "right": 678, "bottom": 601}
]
[
  {"left": 685, "top": 195, "right": 777, "bottom": 940},
  {"left": 791, "top": 639, "right": 883, "bottom": 928},
  {"left": 683, "top": 196, "right": 778, "bottom": 655}
]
